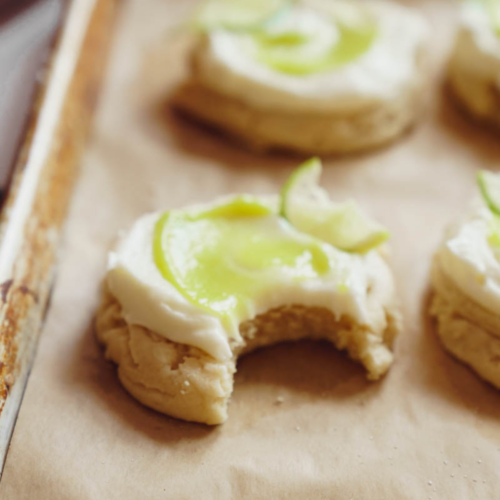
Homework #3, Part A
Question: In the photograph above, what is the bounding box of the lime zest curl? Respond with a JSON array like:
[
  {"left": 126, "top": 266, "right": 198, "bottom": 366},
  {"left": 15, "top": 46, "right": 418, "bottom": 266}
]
[
  {"left": 478, "top": 170, "right": 500, "bottom": 248},
  {"left": 280, "top": 158, "right": 390, "bottom": 253}
]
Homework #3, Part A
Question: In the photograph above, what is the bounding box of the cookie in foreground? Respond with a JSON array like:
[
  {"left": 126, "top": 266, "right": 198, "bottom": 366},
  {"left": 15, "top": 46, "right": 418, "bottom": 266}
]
[
  {"left": 448, "top": 0, "right": 500, "bottom": 128},
  {"left": 430, "top": 170, "right": 500, "bottom": 388},
  {"left": 96, "top": 159, "right": 401, "bottom": 424},
  {"left": 172, "top": 0, "right": 429, "bottom": 155}
]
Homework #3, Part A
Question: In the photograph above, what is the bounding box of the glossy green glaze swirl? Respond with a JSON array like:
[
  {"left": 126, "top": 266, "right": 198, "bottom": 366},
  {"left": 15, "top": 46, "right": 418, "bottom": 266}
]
[{"left": 153, "top": 196, "right": 330, "bottom": 326}]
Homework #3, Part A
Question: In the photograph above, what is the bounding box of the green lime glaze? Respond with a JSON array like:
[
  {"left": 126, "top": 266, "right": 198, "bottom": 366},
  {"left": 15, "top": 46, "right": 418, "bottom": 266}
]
[
  {"left": 153, "top": 196, "right": 330, "bottom": 326},
  {"left": 252, "top": 13, "right": 378, "bottom": 75}
]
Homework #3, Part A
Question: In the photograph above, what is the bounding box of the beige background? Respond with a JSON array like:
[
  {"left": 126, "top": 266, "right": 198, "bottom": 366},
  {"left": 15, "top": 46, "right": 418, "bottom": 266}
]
[{"left": 2, "top": 0, "right": 500, "bottom": 498}]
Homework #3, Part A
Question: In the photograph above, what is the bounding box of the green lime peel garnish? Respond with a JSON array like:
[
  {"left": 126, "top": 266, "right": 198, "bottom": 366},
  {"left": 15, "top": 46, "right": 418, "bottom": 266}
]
[
  {"left": 477, "top": 170, "right": 500, "bottom": 215},
  {"left": 477, "top": 170, "right": 500, "bottom": 246},
  {"left": 280, "top": 158, "right": 390, "bottom": 253}
]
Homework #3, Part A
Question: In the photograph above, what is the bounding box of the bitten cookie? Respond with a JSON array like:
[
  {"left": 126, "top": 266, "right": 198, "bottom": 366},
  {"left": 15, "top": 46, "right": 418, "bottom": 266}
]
[
  {"left": 448, "top": 0, "right": 500, "bottom": 128},
  {"left": 96, "top": 290, "right": 400, "bottom": 425},
  {"left": 172, "top": 0, "right": 429, "bottom": 155},
  {"left": 95, "top": 160, "right": 402, "bottom": 424}
]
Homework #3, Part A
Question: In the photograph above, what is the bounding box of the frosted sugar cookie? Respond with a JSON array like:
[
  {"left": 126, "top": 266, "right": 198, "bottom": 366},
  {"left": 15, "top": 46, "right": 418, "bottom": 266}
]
[
  {"left": 172, "top": 0, "right": 429, "bottom": 154},
  {"left": 448, "top": 0, "right": 500, "bottom": 128},
  {"left": 431, "top": 171, "right": 500, "bottom": 388},
  {"left": 96, "top": 159, "right": 401, "bottom": 424}
]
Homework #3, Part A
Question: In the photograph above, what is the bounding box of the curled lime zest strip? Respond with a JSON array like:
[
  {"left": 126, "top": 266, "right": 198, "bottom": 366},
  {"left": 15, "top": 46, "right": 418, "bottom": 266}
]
[
  {"left": 477, "top": 170, "right": 500, "bottom": 216},
  {"left": 280, "top": 158, "right": 390, "bottom": 253},
  {"left": 153, "top": 212, "right": 185, "bottom": 300},
  {"left": 154, "top": 211, "right": 231, "bottom": 322},
  {"left": 280, "top": 157, "right": 322, "bottom": 219}
]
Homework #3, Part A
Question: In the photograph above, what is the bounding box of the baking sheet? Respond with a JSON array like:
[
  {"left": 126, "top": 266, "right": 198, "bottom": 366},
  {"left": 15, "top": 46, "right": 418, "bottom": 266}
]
[
  {"left": 0, "top": 0, "right": 117, "bottom": 477},
  {"left": 0, "top": 0, "right": 62, "bottom": 192},
  {"left": 2, "top": 0, "right": 500, "bottom": 498}
]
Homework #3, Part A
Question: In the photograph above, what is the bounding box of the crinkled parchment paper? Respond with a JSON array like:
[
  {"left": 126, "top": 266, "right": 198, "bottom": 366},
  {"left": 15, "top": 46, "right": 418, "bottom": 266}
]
[{"left": 1, "top": 0, "right": 500, "bottom": 498}]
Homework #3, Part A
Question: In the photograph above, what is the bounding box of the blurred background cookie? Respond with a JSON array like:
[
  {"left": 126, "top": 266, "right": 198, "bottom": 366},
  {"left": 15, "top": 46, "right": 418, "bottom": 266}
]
[
  {"left": 448, "top": 0, "right": 500, "bottom": 128},
  {"left": 173, "top": 0, "right": 430, "bottom": 155}
]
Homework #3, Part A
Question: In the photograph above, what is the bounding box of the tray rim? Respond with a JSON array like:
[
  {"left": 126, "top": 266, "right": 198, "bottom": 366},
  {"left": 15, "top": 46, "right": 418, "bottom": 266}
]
[{"left": 0, "top": 0, "right": 119, "bottom": 476}]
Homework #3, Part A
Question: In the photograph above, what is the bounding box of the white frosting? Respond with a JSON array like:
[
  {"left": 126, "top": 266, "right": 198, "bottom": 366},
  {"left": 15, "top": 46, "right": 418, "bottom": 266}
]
[
  {"left": 450, "top": 1, "right": 500, "bottom": 114},
  {"left": 193, "top": 1, "right": 429, "bottom": 113},
  {"left": 459, "top": 1, "right": 500, "bottom": 58},
  {"left": 107, "top": 202, "right": 396, "bottom": 361},
  {"left": 438, "top": 203, "right": 500, "bottom": 315}
]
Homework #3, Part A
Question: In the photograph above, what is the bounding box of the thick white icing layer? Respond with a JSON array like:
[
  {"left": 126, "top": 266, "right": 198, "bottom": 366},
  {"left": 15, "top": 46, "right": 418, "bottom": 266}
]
[
  {"left": 438, "top": 204, "right": 500, "bottom": 314},
  {"left": 193, "top": 1, "right": 429, "bottom": 113},
  {"left": 107, "top": 200, "right": 396, "bottom": 360}
]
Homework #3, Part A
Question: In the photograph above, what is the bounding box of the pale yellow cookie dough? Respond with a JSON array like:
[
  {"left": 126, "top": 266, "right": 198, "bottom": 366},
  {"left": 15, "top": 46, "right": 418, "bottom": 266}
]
[
  {"left": 96, "top": 285, "right": 401, "bottom": 425},
  {"left": 173, "top": 73, "right": 424, "bottom": 155},
  {"left": 430, "top": 260, "right": 500, "bottom": 389}
]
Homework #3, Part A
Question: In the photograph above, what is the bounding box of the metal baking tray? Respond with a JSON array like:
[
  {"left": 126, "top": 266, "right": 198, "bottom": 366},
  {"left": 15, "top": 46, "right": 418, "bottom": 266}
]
[{"left": 0, "top": 0, "right": 117, "bottom": 474}]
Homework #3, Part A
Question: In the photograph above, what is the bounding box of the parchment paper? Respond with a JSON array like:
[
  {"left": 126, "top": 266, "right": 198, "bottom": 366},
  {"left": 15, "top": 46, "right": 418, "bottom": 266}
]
[{"left": 2, "top": 0, "right": 500, "bottom": 498}]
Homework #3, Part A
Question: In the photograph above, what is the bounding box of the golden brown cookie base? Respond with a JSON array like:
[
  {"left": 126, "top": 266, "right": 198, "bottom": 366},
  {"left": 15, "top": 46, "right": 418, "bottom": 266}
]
[{"left": 96, "top": 288, "right": 401, "bottom": 425}]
